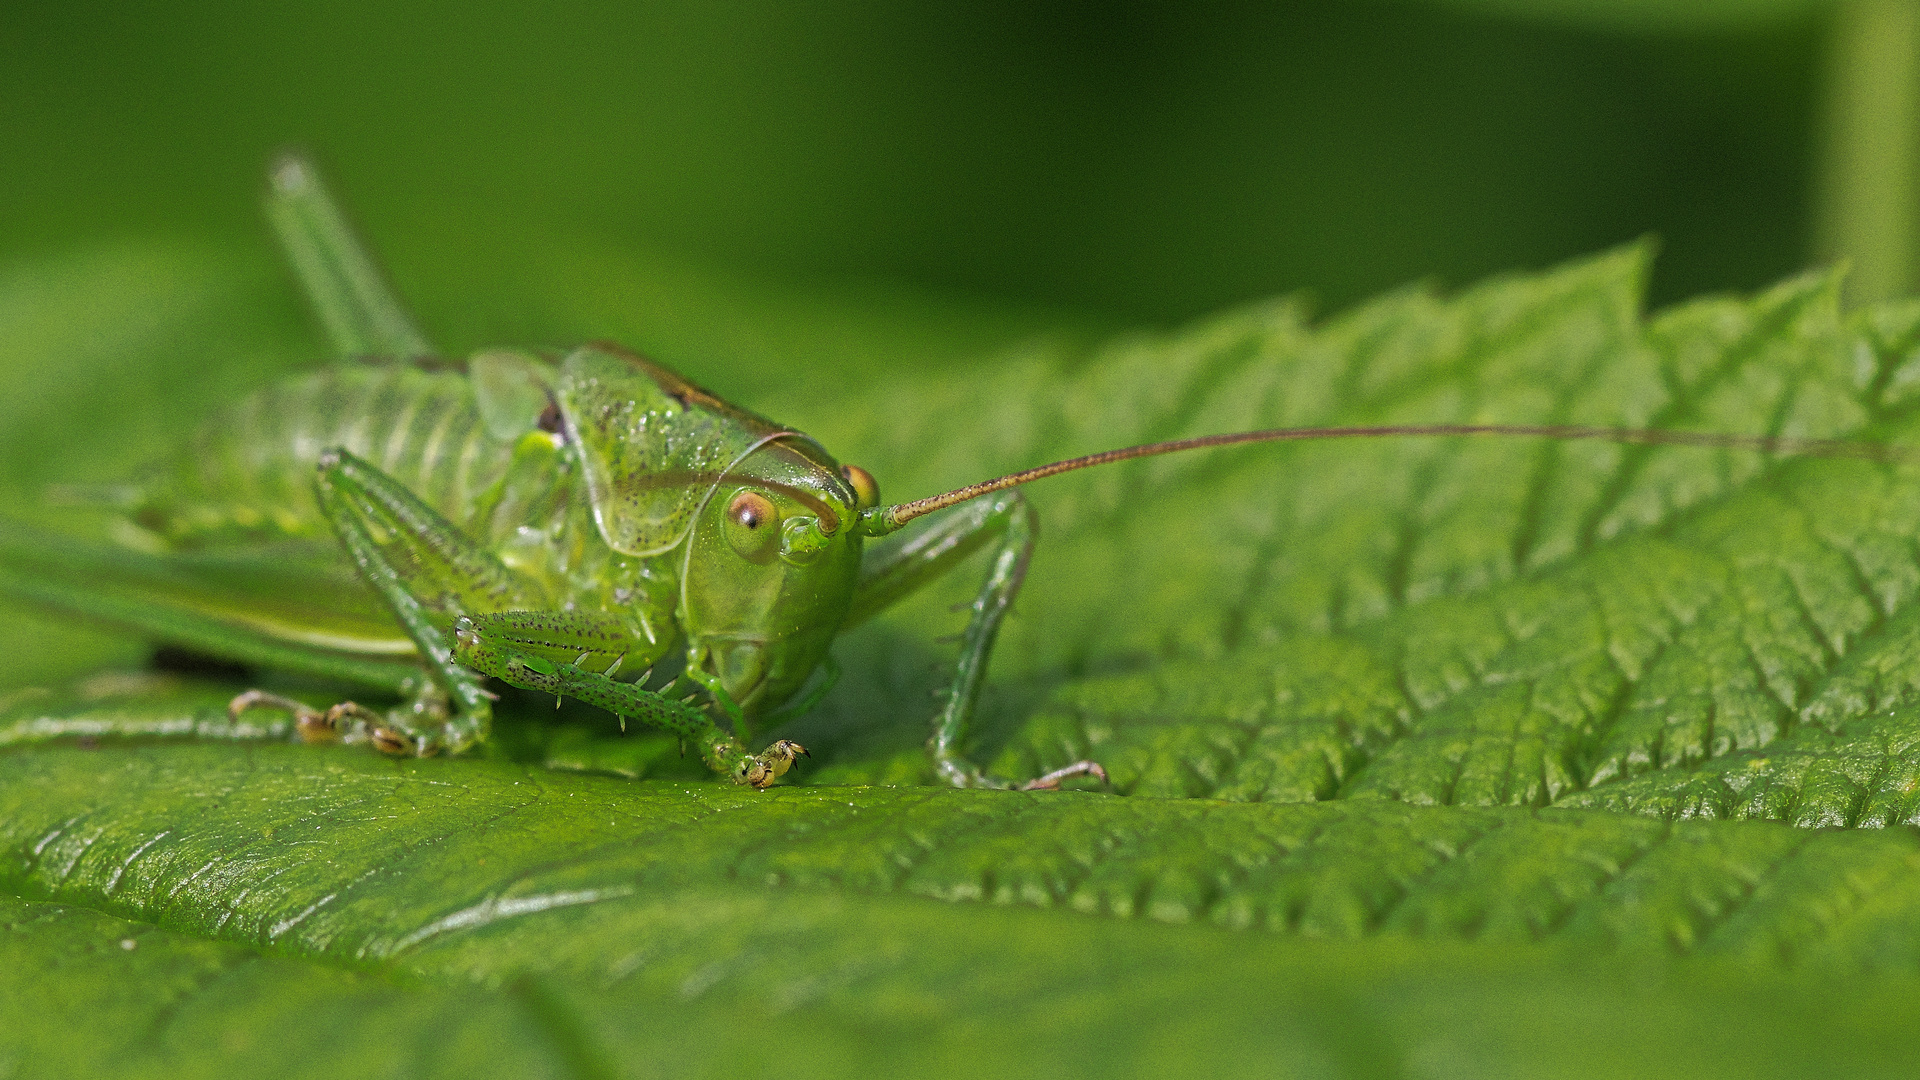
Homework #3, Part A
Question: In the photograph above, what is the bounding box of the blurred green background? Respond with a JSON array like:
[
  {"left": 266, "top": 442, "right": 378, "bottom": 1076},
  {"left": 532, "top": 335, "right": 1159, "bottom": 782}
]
[{"left": 4, "top": 0, "right": 1895, "bottom": 332}]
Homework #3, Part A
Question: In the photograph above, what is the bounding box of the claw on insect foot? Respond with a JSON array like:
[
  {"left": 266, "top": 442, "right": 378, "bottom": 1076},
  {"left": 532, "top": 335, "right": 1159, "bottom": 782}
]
[
  {"left": 229, "top": 690, "right": 433, "bottom": 755},
  {"left": 229, "top": 689, "right": 333, "bottom": 742},
  {"left": 369, "top": 725, "right": 412, "bottom": 756},
  {"left": 738, "top": 739, "right": 810, "bottom": 789},
  {"left": 1018, "top": 760, "right": 1109, "bottom": 791},
  {"left": 295, "top": 712, "right": 341, "bottom": 743},
  {"left": 318, "top": 701, "right": 381, "bottom": 744}
]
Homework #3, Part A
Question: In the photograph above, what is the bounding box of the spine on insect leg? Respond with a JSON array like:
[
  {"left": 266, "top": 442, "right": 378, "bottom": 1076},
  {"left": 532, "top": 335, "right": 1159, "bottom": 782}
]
[{"left": 450, "top": 616, "right": 754, "bottom": 777}]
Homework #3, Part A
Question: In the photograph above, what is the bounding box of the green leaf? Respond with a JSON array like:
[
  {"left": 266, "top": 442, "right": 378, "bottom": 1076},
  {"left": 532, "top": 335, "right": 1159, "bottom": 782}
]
[
  {"left": 792, "top": 245, "right": 1920, "bottom": 830},
  {"left": 11, "top": 724, "right": 1920, "bottom": 1077},
  {"left": 14, "top": 239, "right": 1920, "bottom": 1072}
]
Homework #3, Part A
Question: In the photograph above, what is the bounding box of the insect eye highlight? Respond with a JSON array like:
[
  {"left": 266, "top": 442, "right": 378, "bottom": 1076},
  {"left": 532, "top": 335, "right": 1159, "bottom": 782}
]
[
  {"left": 723, "top": 489, "right": 780, "bottom": 561},
  {"left": 841, "top": 464, "right": 879, "bottom": 510}
]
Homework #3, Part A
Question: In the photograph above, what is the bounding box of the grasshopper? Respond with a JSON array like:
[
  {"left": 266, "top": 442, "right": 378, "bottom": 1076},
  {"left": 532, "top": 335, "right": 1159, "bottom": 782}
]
[{"left": 0, "top": 157, "right": 1898, "bottom": 790}]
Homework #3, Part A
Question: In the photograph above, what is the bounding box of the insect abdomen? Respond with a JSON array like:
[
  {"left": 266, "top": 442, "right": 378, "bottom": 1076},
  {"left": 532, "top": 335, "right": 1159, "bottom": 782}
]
[{"left": 140, "top": 364, "right": 518, "bottom": 545}]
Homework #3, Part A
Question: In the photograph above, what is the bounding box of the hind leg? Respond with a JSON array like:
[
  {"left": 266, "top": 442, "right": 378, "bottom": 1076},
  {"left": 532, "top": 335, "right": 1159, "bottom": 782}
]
[{"left": 265, "top": 152, "right": 433, "bottom": 360}]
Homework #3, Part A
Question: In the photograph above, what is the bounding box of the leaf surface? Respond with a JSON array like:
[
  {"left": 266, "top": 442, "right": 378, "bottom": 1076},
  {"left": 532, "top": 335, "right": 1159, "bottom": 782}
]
[
  {"left": 10, "top": 241, "right": 1920, "bottom": 1074},
  {"left": 10, "top": 720, "right": 1920, "bottom": 1078},
  {"left": 791, "top": 248, "right": 1920, "bottom": 830}
]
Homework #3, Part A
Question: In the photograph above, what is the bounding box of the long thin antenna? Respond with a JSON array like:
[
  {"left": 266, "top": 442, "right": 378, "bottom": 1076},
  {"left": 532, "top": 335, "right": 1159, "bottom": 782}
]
[{"left": 857, "top": 423, "right": 1909, "bottom": 535}]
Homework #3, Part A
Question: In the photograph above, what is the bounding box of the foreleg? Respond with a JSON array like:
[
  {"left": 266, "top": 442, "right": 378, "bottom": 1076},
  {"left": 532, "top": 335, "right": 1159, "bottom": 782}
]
[
  {"left": 452, "top": 612, "right": 807, "bottom": 788},
  {"left": 849, "top": 491, "right": 1106, "bottom": 790}
]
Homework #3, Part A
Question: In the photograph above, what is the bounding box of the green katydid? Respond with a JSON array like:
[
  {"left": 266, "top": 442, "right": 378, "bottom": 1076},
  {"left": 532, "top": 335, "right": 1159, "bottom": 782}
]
[{"left": 0, "top": 156, "right": 1903, "bottom": 791}]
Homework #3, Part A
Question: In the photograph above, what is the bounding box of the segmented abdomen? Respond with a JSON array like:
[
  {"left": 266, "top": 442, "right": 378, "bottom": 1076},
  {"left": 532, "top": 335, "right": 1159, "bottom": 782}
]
[{"left": 141, "top": 364, "right": 517, "bottom": 545}]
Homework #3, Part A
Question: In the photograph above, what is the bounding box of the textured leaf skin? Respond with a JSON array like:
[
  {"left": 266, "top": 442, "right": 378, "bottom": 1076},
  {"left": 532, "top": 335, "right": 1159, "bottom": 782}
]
[
  {"left": 16, "top": 239, "right": 1920, "bottom": 1073},
  {"left": 782, "top": 247, "right": 1920, "bottom": 831},
  {"left": 9, "top": 739, "right": 1920, "bottom": 1078},
  {"left": 12, "top": 734, "right": 1920, "bottom": 967}
]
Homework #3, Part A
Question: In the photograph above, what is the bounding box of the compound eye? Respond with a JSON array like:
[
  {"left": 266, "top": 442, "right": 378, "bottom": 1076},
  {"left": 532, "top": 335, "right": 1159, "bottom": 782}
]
[
  {"left": 841, "top": 464, "right": 879, "bottom": 510},
  {"left": 723, "top": 489, "right": 780, "bottom": 561}
]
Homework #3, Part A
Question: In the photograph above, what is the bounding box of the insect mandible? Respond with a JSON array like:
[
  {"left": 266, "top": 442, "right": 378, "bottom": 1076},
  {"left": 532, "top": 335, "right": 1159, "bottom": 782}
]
[{"left": 2, "top": 156, "right": 1900, "bottom": 790}]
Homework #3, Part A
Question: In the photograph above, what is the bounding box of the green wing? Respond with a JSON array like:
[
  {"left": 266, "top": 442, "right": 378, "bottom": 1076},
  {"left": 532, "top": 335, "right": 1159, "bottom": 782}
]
[
  {"left": 555, "top": 343, "right": 789, "bottom": 557},
  {"left": 0, "top": 521, "right": 419, "bottom": 691}
]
